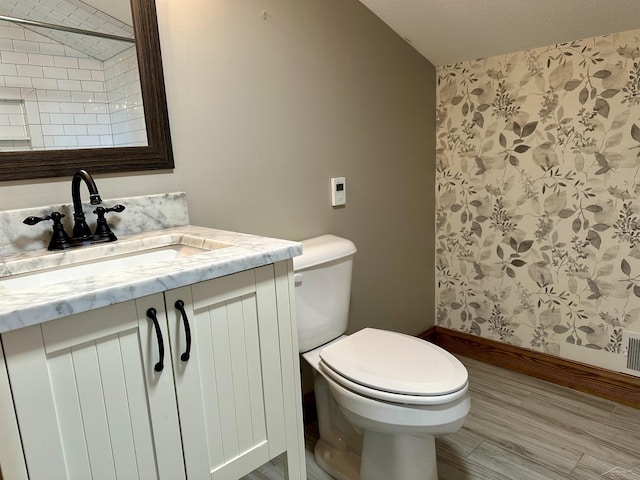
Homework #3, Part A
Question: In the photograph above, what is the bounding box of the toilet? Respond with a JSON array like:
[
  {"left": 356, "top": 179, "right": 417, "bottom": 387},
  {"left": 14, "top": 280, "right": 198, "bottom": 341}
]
[{"left": 294, "top": 234, "right": 470, "bottom": 480}]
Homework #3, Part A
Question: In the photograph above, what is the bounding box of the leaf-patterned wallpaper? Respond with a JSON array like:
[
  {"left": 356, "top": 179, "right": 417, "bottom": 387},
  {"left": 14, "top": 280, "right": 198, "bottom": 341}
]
[{"left": 435, "top": 29, "right": 640, "bottom": 369}]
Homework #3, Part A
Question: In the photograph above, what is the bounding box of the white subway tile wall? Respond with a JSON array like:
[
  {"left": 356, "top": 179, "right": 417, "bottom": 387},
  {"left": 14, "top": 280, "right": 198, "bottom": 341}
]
[
  {"left": 0, "top": 18, "right": 147, "bottom": 151},
  {"left": 0, "top": 99, "right": 30, "bottom": 150},
  {"left": 104, "top": 46, "right": 147, "bottom": 147}
]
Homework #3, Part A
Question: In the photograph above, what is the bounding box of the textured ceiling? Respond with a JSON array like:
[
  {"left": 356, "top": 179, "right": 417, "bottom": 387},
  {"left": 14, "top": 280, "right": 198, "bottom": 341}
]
[{"left": 359, "top": 0, "right": 640, "bottom": 66}]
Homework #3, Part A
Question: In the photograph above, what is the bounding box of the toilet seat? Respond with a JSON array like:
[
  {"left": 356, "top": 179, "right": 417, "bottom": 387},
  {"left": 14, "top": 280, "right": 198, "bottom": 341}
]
[
  {"left": 319, "top": 361, "right": 468, "bottom": 405},
  {"left": 319, "top": 328, "right": 468, "bottom": 405}
]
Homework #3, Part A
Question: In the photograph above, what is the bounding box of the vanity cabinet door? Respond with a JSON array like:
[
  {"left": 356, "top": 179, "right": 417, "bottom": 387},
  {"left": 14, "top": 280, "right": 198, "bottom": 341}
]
[
  {"left": 165, "top": 266, "right": 287, "bottom": 480},
  {"left": 2, "top": 298, "right": 186, "bottom": 480},
  {"left": 0, "top": 341, "right": 28, "bottom": 480}
]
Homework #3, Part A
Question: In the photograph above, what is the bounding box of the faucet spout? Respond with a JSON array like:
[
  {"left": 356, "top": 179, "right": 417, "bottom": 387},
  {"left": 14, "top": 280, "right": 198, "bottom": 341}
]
[
  {"left": 22, "top": 169, "right": 122, "bottom": 250},
  {"left": 71, "top": 169, "right": 102, "bottom": 240}
]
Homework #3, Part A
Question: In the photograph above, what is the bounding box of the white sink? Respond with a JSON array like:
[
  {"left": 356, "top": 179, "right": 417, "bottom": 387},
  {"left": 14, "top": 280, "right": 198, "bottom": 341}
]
[{"left": 0, "top": 234, "right": 231, "bottom": 293}]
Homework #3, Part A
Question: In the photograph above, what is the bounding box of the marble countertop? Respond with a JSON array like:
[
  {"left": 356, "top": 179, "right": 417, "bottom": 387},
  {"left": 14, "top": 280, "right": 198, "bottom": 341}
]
[{"left": 0, "top": 225, "right": 302, "bottom": 334}]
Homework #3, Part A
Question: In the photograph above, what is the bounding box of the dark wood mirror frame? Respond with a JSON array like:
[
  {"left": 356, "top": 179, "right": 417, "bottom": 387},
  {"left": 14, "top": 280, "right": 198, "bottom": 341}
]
[{"left": 0, "top": 0, "right": 173, "bottom": 182}]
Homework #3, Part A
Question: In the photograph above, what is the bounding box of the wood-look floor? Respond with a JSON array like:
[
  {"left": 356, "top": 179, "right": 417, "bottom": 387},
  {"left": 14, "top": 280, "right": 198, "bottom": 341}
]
[{"left": 246, "top": 356, "right": 640, "bottom": 479}]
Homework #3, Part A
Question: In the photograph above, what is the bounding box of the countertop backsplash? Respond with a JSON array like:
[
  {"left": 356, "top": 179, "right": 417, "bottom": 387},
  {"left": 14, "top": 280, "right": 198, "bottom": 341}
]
[{"left": 0, "top": 192, "right": 189, "bottom": 257}]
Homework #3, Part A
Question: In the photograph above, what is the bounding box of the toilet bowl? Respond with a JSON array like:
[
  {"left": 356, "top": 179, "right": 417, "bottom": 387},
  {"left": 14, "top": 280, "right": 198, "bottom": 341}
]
[
  {"left": 303, "top": 329, "right": 469, "bottom": 480},
  {"left": 295, "top": 235, "right": 470, "bottom": 480}
]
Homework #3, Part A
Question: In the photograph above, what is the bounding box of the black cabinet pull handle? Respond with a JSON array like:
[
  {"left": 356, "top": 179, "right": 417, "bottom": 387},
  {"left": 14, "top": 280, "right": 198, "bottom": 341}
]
[
  {"left": 146, "top": 308, "right": 164, "bottom": 372},
  {"left": 175, "top": 300, "right": 192, "bottom": 361}
]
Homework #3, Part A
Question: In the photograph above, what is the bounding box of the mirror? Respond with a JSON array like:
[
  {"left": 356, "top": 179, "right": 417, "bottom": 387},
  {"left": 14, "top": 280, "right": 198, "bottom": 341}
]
[
  {"left": 0, "top": 0, "right": 144, "bottom": 152},
  {"left": 0, "top": 0, "right": 173, "bottom": 181}
]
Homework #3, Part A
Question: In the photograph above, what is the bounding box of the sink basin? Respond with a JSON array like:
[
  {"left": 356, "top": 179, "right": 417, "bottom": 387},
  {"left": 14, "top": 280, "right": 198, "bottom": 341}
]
[{"left": 0, "top": 234, "right": 231, "bottom": 293}]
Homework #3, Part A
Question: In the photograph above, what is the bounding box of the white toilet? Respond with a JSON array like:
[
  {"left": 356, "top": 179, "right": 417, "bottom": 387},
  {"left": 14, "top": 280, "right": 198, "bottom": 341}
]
[{"left": 294, "top": 234, "right": 470, "bottom": 480}]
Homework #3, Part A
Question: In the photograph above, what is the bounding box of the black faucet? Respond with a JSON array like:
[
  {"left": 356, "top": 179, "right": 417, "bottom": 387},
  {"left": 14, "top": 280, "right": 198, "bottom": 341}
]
[
  {"left": 23, "top": 169, "right": 125, "bottom": 250},
  {"left": 71, "top": 169, "right": 102, "bottom": 241}
]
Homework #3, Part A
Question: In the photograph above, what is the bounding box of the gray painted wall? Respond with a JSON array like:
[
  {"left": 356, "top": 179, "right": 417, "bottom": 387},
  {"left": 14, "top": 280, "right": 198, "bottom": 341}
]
[{"left": 2, "top": 0, "right": 436, "bottom": 338}]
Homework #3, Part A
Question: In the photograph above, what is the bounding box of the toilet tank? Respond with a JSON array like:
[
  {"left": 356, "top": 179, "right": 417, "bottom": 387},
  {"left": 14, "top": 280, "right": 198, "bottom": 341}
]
[{"left": 293, "top": 235, "right": 357, "bottom": 353}]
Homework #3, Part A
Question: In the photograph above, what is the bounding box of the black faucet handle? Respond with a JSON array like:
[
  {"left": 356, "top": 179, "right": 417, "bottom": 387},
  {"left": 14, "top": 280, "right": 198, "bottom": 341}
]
[
  {"left": 93, "top": 204, "right": 125, "bottom": 219},
  {"left": 23, "top": 211, "right": 72, "bottom": 250},
  {"left": 93, "top": 204, "right": 125, "bottom": 242},
  {"left": 23, "top": 211, "right": 64, "bottom": 225},
  {"left": 102, "top": 204, "right": 125, "bottom": 214}
]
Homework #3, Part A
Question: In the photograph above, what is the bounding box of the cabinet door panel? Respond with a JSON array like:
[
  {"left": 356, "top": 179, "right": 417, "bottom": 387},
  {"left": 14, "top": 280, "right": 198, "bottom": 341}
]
[
  {"left": 96, "top": 337, "right": 141, "bottom": 479},
  {"left": 0, "top": 341, "right": 29, "bottom": 480},
  {"left": 71, "top": 342, "right": 119, "bottom": 480},
  {"left": 171, "top": 285, "right": 226, "bottom": 475},
  {"left": 3, "top": 299, "right": 184, "bottom": 480},
  {"left": 167, "top": 269, "right": 284, "bottom": 480},
  {"left": 47, "top": 348, "right": 96, "bottom": 479},
  {"left": 209, "top": 299, "right": 243, "bottom": 458},
  {"left": 41, "top": 303, "right": 137, "bottom": 354},
  {"left": 5, "top": 323, "right": 88, "bottom": 479},
  {"left": 133, "top": 294, "right": 187, "bottom": 480},
  {"left": 119, "top": 329, "right": 163, "bottom": 480},
  {"left": 191, "top": 270, "right": 255, "bottom": 310}
]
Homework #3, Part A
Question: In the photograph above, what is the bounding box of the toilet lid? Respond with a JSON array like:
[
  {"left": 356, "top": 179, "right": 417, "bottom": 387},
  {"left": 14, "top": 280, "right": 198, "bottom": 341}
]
[{"left": 319, "top": 328, "right": 468, "bottom": 396}]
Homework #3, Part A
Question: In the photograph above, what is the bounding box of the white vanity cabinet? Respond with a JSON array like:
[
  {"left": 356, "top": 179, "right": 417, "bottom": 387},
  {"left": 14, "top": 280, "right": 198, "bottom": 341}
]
[{"left": 1, "top": 262, "right": 305, "bottom": 480}]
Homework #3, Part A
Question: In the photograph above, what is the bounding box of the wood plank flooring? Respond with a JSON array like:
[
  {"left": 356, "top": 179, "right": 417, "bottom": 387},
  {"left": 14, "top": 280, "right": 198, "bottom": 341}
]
[{"left": 245, "top": 356, "right": 640, "bottom": 479}]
